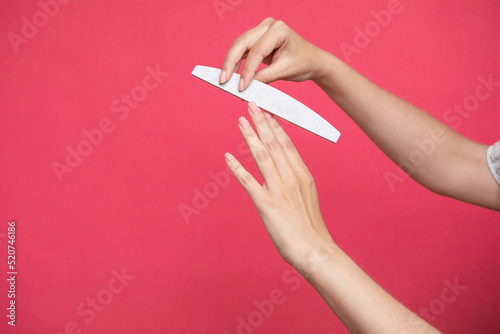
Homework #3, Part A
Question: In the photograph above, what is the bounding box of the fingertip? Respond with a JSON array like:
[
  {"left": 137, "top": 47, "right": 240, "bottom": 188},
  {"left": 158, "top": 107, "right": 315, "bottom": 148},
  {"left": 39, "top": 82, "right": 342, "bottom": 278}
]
[
  {"left": 219, "top": 70, "right": 227, "bottom": 84},
  {"left": 224, "top": 152, "right": 235, "bottom": 163},
  {"left": 248, "top": 101, "right": 260, "bottom": 114},
  {"left": 239, "top": 71, "right": 255, "bottom": 91},
  {"left": 238, "top": 116, "right": 250, "bottom": 129}
]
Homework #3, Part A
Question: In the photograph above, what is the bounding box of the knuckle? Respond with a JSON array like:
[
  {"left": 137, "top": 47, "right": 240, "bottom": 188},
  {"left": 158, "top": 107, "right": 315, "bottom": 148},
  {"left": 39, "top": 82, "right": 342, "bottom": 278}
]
[
  {"left": 253, "top": 115, "right": 268, "bottom": 125},
  {"left": 241, "top": 172, "right": 253, "bottom": 185},
  {"left": 281, "top": 138, "right": 295, "bottom": 151},
  {"left": 256, "top": 149, "right": 270, "bottom": 162},
  {"left": 271, "top": 20, "right": 287, "bottom": 30},
  {"left": 231, "top": 163, "right": 243, "bottom": 174},
  {"left": 256, "top": 193, "right": 271, "bottom": 207},
  {"left": 254, "top": 73, "right": 268, "bottom": 84},
  {"left": 286, "top": 175, "right": 299, "bottom": 188},
  {"left": 268, "top": 119, "right": 281, "bottom": 129},
  {"left": 265, "top": 138, "right": 281, "bottom": 152},
  {"left": 287, "top": 175, "right": 299, "bottom": 186},
  {"left": 300, "top": 171, "right": 315, "bottom": 186},
  {"left": 232, "top": 35, "right": 245, "bottom": 47},
  {"left": 262, "top": 17, "right": 275, "bottom": 25},
  {"left": 248, "top": 45, "right": 264, "bottom": 57},
  {"left": 246, "top": 140, "right": 259, "bottom": 151},
  {"left": 232, "top": 164, "right": 254, "bottom": 185},
  {"left": 244, "top": 133, "right": 259, "bottom": 146}
]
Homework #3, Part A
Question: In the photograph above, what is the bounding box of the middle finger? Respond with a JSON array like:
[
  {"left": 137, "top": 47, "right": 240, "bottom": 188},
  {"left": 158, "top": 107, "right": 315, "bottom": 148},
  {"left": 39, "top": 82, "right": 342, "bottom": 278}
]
[{"left": 247, "top": 102, "right": 294, "bottom": 182}]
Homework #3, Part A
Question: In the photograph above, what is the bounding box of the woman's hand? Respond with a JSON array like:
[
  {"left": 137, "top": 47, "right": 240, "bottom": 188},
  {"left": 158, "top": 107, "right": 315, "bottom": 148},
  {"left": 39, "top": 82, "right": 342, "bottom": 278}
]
[
  {"left": 225, "top": 103, "right": 441, "bottom": 334},
  {"left": 224, "top": 102, "right": 335, "bottom": 269},
  {"left": 220, "top": 17, "right": 328, "bottom": 90}
]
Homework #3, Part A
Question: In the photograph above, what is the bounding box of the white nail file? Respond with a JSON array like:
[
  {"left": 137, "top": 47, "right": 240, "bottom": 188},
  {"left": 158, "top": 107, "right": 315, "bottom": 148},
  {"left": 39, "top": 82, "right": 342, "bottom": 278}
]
[{"left": 191, "top": 65, "right": 341, "bottom": 143}]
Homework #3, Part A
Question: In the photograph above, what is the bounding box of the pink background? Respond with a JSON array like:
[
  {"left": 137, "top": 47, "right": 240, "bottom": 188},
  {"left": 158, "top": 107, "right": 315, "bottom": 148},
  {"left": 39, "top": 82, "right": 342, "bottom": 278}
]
[{"left": 0, "top": 0, "right": 499, "bottom": 333}]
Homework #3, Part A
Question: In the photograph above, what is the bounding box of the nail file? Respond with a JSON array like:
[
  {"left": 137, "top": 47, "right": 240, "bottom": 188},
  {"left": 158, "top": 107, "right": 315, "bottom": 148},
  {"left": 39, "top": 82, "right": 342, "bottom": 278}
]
[{"left": 191, "top": 65, "right": 341, "bottom": 143}]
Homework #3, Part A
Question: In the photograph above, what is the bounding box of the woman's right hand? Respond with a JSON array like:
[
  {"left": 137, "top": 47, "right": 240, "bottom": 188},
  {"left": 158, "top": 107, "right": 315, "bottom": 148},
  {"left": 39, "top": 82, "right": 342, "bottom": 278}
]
[{"left": 220, "top": 17, "right": 329, "bottom": 90}]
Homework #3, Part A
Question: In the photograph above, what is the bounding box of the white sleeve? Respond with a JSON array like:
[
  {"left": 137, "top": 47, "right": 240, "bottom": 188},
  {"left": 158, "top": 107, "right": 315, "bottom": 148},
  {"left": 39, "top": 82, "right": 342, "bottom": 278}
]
[{"left": 487, "top": 141, "right": 500, "bottom": 185}]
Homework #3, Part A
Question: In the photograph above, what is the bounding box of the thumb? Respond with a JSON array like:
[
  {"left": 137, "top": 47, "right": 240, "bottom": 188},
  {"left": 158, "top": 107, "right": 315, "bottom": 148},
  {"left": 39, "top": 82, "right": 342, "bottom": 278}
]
[{"left": 253, "top": 62, "right": 287, "bottom": 85}]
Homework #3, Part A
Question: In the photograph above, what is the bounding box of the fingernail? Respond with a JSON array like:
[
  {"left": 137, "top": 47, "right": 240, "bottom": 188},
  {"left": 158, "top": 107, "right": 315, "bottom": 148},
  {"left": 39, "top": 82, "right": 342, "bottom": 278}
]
[
  {"left": 238, "top": 116, "right": 250, "bottom": 128},
  {"left": 248, "top": 102, "right": 260, "bottom": 114},
  {"left": 224, "top": 152, "right": 234, "bottom": 162},
  {"left": 239, "top": 78, "right": 245, "bottom": 91},
  {"left": 219, "top": 70, "right": 226, "bottom": 84},
  {"left": 263, "top": 111, "right": 272, "bottom": 120}
]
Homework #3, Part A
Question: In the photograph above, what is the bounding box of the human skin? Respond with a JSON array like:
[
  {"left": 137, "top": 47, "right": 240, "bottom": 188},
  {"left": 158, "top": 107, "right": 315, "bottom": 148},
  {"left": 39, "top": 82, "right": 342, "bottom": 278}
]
[
  {"left": 222, "top": 17, "right": 498, "bottom": 333},
  {"left": 225, "top": 102, "right": 441, "bottom": 333},
  {"left": 221, "top": 18, "right": 500, "bottom": 211}
]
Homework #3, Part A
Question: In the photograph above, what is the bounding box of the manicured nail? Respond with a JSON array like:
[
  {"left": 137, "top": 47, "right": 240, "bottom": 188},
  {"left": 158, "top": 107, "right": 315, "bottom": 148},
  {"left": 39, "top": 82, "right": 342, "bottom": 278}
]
[
  {"left": 238, "top": 78, "right": 245, "bottom": 91},
  {"left": 219, "top": 70, "right": 226, "bottom": 84},
  {"left": 224, "top": 152, "right": 235, "bottom": 162},
  {"left": 238, "top": 116, "right": 250, "bottom": 128},
  {"left": 263, "top": 111, "right": 272, "bottom": 120},
  {"left": 248, "top": 102, "right": 260, "bottom": 114}
]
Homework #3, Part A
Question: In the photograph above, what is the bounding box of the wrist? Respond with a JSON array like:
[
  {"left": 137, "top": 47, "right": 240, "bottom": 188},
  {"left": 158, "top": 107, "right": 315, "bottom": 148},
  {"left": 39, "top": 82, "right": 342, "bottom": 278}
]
[
  {"left": 312, "top": 49, "right": 339, "bottom": 86},
  {"left": 291, "top": 238, "right": 339, "bottom": 279}
]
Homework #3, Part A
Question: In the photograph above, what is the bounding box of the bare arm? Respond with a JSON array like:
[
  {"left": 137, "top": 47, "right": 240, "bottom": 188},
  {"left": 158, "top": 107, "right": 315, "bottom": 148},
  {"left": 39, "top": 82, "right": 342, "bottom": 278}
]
[
  {"left": 221, "top": 17, "right": 497, "bottom": 333},
  {"left": 313, "top": 53, "right": 500, "bottom": 210},
  {"left": 221, "top": 17, "right": 500, "bottom": 211},
  {"left": 300, "top": 243, "right": 438, "bottom": 334},
  {"left": 225, "top": 102, "right": 441, "bottom": 333}
]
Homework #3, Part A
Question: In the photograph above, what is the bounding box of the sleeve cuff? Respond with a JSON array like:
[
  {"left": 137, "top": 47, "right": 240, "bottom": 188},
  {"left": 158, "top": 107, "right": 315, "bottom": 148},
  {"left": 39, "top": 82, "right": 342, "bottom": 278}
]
[{"left": 487, "top": 141, "right": 500, "bottom": 185}]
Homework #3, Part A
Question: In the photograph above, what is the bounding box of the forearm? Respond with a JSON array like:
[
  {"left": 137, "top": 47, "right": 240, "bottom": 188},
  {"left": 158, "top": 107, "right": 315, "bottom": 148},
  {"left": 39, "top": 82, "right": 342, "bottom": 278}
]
[
  {"left": 296, "top": 243, "right": 440, "bottom": 334},
  {"left": 313, "top": 51, "right": 464, "bottom": 182},
  {"left": 313, "top": 51, "right": 499, "bottom": 209}
]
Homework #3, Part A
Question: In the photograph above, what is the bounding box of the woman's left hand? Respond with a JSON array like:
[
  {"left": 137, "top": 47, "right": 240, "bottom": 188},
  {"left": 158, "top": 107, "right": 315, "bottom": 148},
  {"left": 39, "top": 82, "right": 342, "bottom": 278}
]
[{"left": 225, "top": 102, "right": 335, "bottom": 269}]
